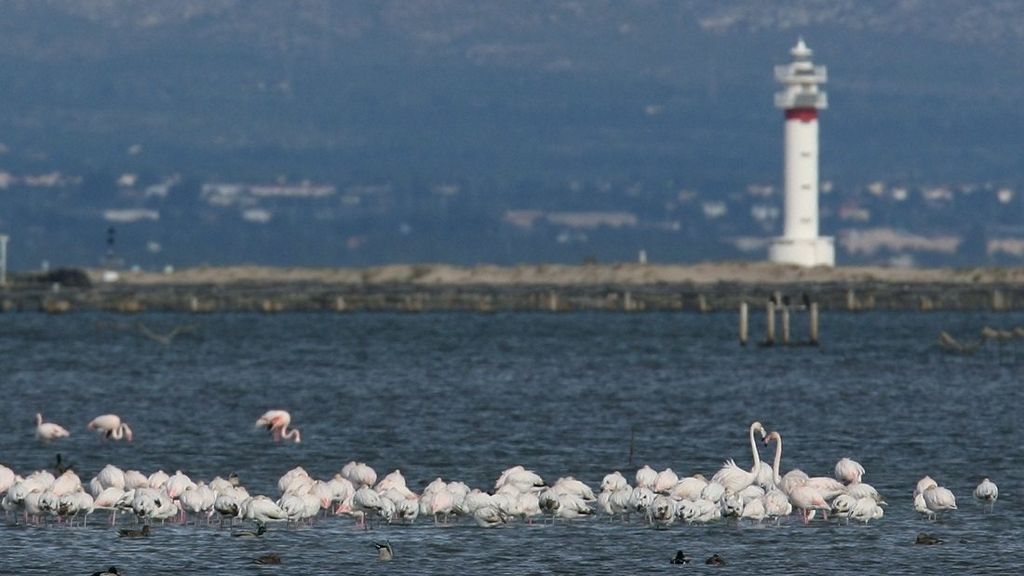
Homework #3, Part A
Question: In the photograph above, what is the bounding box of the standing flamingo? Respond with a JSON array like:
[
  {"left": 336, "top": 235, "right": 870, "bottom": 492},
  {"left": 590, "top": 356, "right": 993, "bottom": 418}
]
[
  {"left": 711, "top": 421, "right": 767, "bottom": 494},
  {"left": 35, "top": 413, "right": 70, "bottom": 441},
  {"left": 921, "top": 485, "right": 957, "bottom": 519},
  {"left": 973, "top": 478, "right": 998, "bottom": 512},
  {"left": 87, "top": 414, "right": 133, "bottom": 442},
  {"left": 255, "top": 410, "right": 301, "bottom": 443}
]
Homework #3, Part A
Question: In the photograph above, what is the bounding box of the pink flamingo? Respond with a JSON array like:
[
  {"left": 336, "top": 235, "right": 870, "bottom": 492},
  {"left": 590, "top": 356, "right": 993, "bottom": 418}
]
[
  {"left": 36, "top": 413, "right": 70, "bottom": 441},
  {"left": 87, "top": 414, "right": 133, "bottom": 442},
  {"left": 255, "top": 410, "right": 301, "bottom": 443}
]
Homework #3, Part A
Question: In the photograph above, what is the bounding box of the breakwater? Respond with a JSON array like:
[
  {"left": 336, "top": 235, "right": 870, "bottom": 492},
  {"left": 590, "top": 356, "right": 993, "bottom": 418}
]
[{"left": 2, "top": 263, "right": 1023, "bottom": 313}]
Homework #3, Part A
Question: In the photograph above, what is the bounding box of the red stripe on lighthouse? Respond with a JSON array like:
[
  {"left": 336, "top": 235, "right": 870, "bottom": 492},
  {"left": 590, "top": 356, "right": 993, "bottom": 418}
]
[{"left": 785, "top": 108, "right": 818, "bottom": 122}]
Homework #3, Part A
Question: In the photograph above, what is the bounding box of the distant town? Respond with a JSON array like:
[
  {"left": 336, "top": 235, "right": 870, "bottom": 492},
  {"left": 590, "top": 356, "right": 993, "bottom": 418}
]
[{"left": 0, "top": 160, "right": 1019, "bottom": 271}]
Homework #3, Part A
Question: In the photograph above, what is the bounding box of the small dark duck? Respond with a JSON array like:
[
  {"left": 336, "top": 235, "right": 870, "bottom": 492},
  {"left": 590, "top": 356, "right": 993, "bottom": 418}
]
[
  {"left": 374, "top": 541, "right": 394, "bottom": 562},
  {"left": 117, "top": 525, "right": 150, "bottom": 538},
  {"left": 705, "top": 554, "right": 726, "bottom": 566},
  {"left": 670, "top": 550, "right": 692, "bottom": 564},
  {"left": 254, "top": 554, "right": 281, "bottom": 565},
  {"left": 232, "top": 524, "right": 267, "bottom": 538},
  {"left": 916, "top": 532, "right": 943, "bottom": 545},
  {"left": 90, "top": 568, "right": 119, "bottom": 576}
]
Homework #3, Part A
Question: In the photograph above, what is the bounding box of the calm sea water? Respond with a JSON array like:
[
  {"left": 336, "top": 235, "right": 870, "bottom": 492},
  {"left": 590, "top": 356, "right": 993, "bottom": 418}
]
[{"left": 1, "top": 311, "right": 1021, "bottom": 575}]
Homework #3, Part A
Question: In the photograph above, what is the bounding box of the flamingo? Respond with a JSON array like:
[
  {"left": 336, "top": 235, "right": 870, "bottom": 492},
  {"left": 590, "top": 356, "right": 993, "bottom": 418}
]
[
  {"left": 511, "top": 491, "right": 541, "bottom": 523},
  {"left": 970, "top": 475, "right": 995, "bottom": 510},
  {"left": 123, "top": 470, "right": 149, "bottom": 489},
  {"left": 341, "top": 461, "right": 377, "bottom": 488},
  {"left": 601, "top": 471, "right": 629, "bottom": 493},
  {"left": 552, "top": 492, "right": 593, "bottom": 519},
  {"left": 654, "top": 468, "right": 679, "bottom": 494},
  {"left": 669, "top": 475, "right": 708, "bottom": 501},
  {"left": 712, "top": 421, "right": 767, "bottom": 494},
  {"left": 921, "top": 485, "right": 957, "bottom": 519},
  {"left": 761, "top": 431, "right": 795, "bottom": 520},
  {"left": 35, "top": 413, "right": 70, "bottom": 441},
  {"left": 472, "top": 504, "right": 506, "bottom": 527},
  {"left": 648, "top": 494, "right": 677, "bottom": 527},
  {"left": 740, "top": 497, "right": 767, "bottom": 522},
  {"left": 255, "top": 410, "right": 301, "bottom": 443},
  {"left": 87, "top": 414, "right": 133, "bottom": 442},
  {"left": 763, "top": 489, "right": 792, "bottom": 520},
  {"left": 634, "top": 465, "right": 657, "bottom": 490},
  {"left": 59, "top": 491, "right": 94, "bottom": 526},
  {"left": 789, "top": 484, "right": 830, "bottom": 522},
  {"left": 973, "top": 478, "right": 998, "bottom": 511},
  {"left": 763, "top": 431, "right": 786, "bottom": 487},
  {"left": 494, "top": 465, "right": 544, "bottom": 493},
  {"left": 834, "top": 458, "right": 865, "bottom": 484},
  {"left": 551, "top": 476, "right": 596, "bottom": 501},
  {"left": 849, "top": 497, "right": 884, "bottom": 523},
  {"left": 846, "top": 482, "right": 886, "bottom": 505},
  {"left": 241, "top": 495, "right": 289, "bottom": 525},
  {"left": 914, "top": 476, "right": 937, "bottom": 498},
  {"left": 351, "top": 486, "right": 383, "bottom": 528}
]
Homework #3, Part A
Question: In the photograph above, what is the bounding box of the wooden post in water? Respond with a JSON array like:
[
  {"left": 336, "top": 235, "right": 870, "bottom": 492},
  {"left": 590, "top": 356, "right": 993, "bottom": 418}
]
[
  {"left": 781, "top": 303, "right": 791, "bottom": 345},
  {"left": 992, "top": 289, "right": 1006, "bottom": 311},
  {"left": 624, "top": 291, "right": 634, "bottom": 312},
  {"left": 739, "top": 301, "right": 749, "bottom": 346},
  {"left": 765, "top": 300, "right": 776, "bottom": 346},
  {"left": 698, "top": 294, "right": 710, "bottom": 313},
  {"left": 846, "top": 288, "right": 857, "bottom": 311},
  {"left": 548, "top": 290, "right": 559, "bottom": 312},
  {"left": 809, "top": 302, "right": 819, "bottom": 345}
]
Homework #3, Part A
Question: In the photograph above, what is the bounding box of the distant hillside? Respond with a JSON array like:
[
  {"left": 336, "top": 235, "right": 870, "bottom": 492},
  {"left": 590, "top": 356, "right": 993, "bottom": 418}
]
[
  {"left": 1, "top": 1, "right": 1022, "bottom": 181},
  {"left": 1, "top": 1, "right": 1024, "bottom": 268}
]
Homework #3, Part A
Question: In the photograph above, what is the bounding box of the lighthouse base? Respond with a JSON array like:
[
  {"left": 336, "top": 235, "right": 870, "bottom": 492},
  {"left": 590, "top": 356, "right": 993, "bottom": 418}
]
[{"left": 768, "top": 236, "right": 835, "bottom": 267}]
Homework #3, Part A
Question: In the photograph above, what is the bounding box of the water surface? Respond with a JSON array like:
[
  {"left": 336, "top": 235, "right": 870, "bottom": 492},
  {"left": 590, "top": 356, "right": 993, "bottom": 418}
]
[{"left": 1, "top": 311, "right": 1021, "bottom": 575}]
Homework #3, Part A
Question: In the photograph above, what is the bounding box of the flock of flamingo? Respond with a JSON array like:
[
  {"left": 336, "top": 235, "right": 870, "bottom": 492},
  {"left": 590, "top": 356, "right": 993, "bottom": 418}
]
[{"left": 8, "top": 415, "right": 1000, "bottom": 532}]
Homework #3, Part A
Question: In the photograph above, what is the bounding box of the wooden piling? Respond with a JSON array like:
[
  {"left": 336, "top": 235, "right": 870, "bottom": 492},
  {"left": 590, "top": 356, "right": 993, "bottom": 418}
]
[
  {"left": 846, "top": 288, "right": 857, "bottom": 311},
  {"left": 548, "top": 290, "right": 559, "bottom": 312},
  {"left": 476, "top": 294, "right": 493, "bottom": 312},
  {"left": 260, "top": 299, "right": 282, "bottom": 313},
  {"left": 739, "top": 301, "right": 749, "bottom": 346},
  {"left": 765, "top": 300, "right": 776, "bottom": 346},
  {"left": 118, "top": 299, "right": 144, "bottom": 314},
  {"left": 781, "top": 304, "right": 790, "bottom": 345},
  {"left": 624, "top": 291, "right": 634, "bottom": 312},
  {"left": 809, "top": 302, "right": 819, "bottom": 345},
  {"left": 993, "top": 289, "right": 1006, "bottom": 311},
  {"left": 698, "top": 294, "right": 709, "bottom": 313},
  {"left": 42, "top": 299, "right": 72, "bottom": 314}
]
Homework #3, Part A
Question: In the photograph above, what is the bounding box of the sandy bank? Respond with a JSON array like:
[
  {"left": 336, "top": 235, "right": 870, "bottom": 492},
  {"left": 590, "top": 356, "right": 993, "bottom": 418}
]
[{"left": 96, "top": 262, "right": 1024, "bottom": 287}]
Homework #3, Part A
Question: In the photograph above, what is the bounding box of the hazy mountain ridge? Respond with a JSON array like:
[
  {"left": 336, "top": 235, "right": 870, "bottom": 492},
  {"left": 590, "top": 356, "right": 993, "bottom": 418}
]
[{"left": 1, "top": 1, "right": 1023, "bottom": 268}]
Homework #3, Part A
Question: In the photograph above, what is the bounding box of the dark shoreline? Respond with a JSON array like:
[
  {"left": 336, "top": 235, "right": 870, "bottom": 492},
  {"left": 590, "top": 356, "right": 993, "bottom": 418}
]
[{"left": 2, "top": 264, "right": 1022, "bottom": 313}]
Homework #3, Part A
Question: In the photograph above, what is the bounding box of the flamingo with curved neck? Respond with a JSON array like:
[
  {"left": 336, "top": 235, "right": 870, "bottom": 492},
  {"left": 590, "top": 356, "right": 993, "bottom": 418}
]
[
  {"left": 711, "top": 421, "right": 767, "bottom": 494},
  {"left": 764, "top": 429, "right": 830, "bottom": 522},
  {"left": 87, "top": 414, "right": 133, "bottom": 442},
  {"left": 764, "top": 430, "right": 783, "bottom": 486},
  {"left": 255, "top": 410, "right": 301, "bottom": 443}
]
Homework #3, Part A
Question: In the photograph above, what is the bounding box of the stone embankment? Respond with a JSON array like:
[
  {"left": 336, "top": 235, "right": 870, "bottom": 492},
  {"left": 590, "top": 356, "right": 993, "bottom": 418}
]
[{"left": 3, "top": 263, "right": 1023, "bottom": 313}]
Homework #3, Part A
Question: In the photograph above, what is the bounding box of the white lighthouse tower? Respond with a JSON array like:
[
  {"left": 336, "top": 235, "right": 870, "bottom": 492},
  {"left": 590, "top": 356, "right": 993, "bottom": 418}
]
[{"left": 768, "top": 38, "right": 834, "bottom": 267}]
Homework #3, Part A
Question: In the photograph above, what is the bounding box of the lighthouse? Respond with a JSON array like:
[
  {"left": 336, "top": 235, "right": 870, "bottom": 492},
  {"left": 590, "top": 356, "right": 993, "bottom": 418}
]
[{"left": 768, "top": 38, "right": 834, "bottom": 267}]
